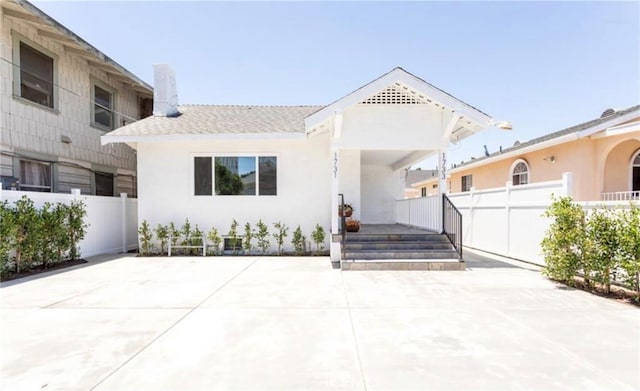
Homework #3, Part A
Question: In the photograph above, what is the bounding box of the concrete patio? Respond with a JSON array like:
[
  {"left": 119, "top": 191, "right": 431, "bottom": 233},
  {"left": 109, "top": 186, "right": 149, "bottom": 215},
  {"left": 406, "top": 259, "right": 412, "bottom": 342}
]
[{"left": 1, "top": 251, "right": 638, "bottom": 390}]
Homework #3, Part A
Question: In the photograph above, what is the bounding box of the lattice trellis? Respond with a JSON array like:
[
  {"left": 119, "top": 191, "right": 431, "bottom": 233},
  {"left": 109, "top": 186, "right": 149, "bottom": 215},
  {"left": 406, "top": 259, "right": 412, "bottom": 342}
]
[{"left": 360, "top": 83, "right": 427, "bottom": 104}]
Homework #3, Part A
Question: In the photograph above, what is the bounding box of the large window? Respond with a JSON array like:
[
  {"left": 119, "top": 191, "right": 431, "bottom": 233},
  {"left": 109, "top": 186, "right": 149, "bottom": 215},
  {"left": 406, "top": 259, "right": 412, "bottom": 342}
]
[
  {"left": 19, "top": 159, "right": 51, "bottom": 192},
  {"left": 92, "top": 82, "right": 115, "bottom": 129},
  {"left": 511, "top": 159, "right": 529, "bottom": 186},
  {"left": 461, "top": 174, "right": 472, "bottom": 192},
  {"left": 194, "top": 156, "right": 277, "bottom": 196},
  {"left": 19, "top": 42, "right": 54, "bottom": 108}
]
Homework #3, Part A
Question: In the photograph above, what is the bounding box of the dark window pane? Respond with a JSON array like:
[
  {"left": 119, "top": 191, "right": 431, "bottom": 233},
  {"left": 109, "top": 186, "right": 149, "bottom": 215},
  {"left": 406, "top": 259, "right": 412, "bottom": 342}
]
[
  {"left": 95, "top": 172, "right": 114, "bottom": 196},
  {"left": 633, "top": 167, "right": 640, "bottom": 192},
  {"left": 94, "top": 85, "right": 113, "bottom": 128},
  {"left": 215, "top": 157, "right": 255, "bottom": 195},
  {"left": 194, "top": 157, "right": 212, "bottom": 195},
  {"left": 20, "top": 43, "right": 53, "bottom": 108},
  {"left": 258, "top": 156, "right": 277, "bottom": 196}
]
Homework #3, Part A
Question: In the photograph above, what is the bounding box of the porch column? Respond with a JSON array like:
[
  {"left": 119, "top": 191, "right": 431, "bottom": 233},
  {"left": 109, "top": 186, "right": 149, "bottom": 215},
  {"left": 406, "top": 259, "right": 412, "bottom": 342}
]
[
  {"left": 438, "top": 148, "right": 448, "bottom": 195},
  {"left": 330, "top": 148, "right": 341, "bottom": 262}
]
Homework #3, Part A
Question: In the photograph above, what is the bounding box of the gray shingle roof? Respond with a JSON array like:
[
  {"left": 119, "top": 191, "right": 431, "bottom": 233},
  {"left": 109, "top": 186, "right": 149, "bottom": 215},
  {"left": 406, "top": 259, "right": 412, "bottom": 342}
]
[
  {"left": 454, "top": 105, "right": 640, "bottom": 169},
  {"left": 106, "top": 105, "right": 325, "bottom": 137}
]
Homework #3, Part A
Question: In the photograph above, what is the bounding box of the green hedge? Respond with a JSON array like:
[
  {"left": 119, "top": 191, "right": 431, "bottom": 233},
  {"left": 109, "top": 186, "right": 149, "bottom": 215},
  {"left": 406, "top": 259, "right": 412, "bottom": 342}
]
[
  {"left": 542, "top": 196, "right": 640, "bottom": 294},
  {"left": 0, "top": 195, "right": 87, "bottom": 278}
]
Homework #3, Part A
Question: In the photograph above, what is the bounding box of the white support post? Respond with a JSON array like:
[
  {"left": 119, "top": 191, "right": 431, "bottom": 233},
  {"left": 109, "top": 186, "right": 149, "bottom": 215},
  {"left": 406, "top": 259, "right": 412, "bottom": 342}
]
[
  {"left": 71, "top": 188, "right": 80, "bottom": 200},
  {"left": 469, "top": 186, "right": 475, "bottom": 247},
  {"left": 437, "top": 148, "right": 448, "bottom": 195},
  {"left": 562, "top": 172, "right": 574, "bottom": 198},
  {"left": 120, "top": 192, "right": 127, "bottom": 253},
  {"left": 331, "top": 148, "right": 340, "bottom": 234},
  {"left": 505, "top": 181, "right": 511, "bottom": 256}
]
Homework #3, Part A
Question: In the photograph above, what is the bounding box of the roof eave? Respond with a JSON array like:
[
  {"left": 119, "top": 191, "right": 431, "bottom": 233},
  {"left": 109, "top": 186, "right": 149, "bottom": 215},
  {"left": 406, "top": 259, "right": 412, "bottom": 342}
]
[{"left": 101, "top": 132, "right": 307, "bottom": 145}]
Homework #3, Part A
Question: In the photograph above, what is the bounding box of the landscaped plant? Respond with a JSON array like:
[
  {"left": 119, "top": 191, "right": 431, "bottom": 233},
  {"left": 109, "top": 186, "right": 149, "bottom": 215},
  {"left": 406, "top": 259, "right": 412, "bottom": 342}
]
[
  {"left": 191, "top": 224, "right": 204, "bottom": 255},
  {"left": 207, "top": 227, "right": 222, "bottom": 255},
  {"left": 586, "top": 208, "right": 619, "bottom": 294},
  {"left": 13, "top": 196, "right": 42, "bottom": 272},
  {"left": 541, "top": 196, "right": 587, "bottom": 285},
  {"left": 138, "top": 220, "right": 153, "bottom": 256},
  {"left": 292, "top": 225, "right": 306, "bottom": 255},
  {"left": 619, "top": 204, "right": 640, "bottom": 294},
  {"left": 67, "top": 200, "right": 88, "bottom": 261},
  {"left": 155, "top": 224, "right": 169, "bottom": 255},
  {"left": 255, "top": 219, "right": 270, "bottom": 254},
  {"left": 311, "top": 224, "right": 326, "bottom": 255},
  {"left": 272, "top": 222, "right": 288, "bottom": 255},
  {"left": 338, "top": 203, "right": 354, "bottom": 217},
  {"left": 168, "top": 222, "right": 180, "bottom": 249},
  {"left": 228, "top": 219, "right": 241, "bottom": 255},
  {"left": 0, "top": 200, "right": 17, "bottom": 273},
  {"left": 40, "top": 202, "right": 68, "bottom": 268},
  {"left": 243, "top": 222, "right": 254, "bottom": 254}
]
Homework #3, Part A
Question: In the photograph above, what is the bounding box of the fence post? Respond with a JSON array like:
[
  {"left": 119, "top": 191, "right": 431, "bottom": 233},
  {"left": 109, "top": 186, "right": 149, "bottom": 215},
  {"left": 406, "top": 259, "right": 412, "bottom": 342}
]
[
  {"left": 562, "top": 172, "right": 574, "bottom": 198},
  {"left": 70, "top": 188, "right": 80, "bottom": 201},
  {"left": 505, "top": 181, "right": 512, "bottom": 256},
  {"left": 120, "top": 193, "right": 127, "bottom": 253}
]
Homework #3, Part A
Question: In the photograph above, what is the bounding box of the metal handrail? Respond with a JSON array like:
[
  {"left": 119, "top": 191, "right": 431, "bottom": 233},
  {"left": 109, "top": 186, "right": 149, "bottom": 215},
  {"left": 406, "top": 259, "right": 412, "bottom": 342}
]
[
  {"left": 339, "top": 193, "right": 346, "bottom": 261},
  {"left": 442, "top": 194, "right": 463, "bottom": 260}
]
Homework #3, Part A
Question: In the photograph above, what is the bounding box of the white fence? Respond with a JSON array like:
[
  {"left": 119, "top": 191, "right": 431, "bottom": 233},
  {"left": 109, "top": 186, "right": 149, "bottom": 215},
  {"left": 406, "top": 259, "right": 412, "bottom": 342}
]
[
  {"left": 447, "top": 173, "right": 637, "bottom": 265},
  {"left": 396, "top": 195, "right": 441, "bottom": 232},
  {"left": 1, "top": 188, "right": 138, "bottom": 258}
]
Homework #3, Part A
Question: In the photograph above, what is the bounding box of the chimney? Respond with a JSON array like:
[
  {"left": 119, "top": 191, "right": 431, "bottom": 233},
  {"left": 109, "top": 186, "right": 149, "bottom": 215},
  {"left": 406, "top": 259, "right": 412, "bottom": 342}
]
[{"left": 153, "top": 64, "right": 179, "bottom": 117}]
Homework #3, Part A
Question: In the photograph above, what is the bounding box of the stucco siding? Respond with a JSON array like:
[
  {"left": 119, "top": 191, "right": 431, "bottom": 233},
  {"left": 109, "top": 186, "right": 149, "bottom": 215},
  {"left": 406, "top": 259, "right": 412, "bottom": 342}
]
[
  {"left": 360, "top": 164, "right": 403, "bottom": 224},
  {"left": 136, "top": 134, "right": 331, "bottom": 251}
]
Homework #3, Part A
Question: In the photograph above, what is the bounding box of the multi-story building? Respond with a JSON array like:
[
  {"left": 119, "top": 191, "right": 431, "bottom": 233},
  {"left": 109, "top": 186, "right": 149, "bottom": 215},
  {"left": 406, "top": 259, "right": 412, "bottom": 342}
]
[{"left": 0, "top": 0, "right": 152, "bottom": 196}]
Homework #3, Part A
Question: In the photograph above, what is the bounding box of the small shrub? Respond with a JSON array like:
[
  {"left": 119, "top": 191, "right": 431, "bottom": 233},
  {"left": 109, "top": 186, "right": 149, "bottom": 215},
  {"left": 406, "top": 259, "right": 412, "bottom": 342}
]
[
  {"left": 243, "top": 222, "right": 254, "bottom": 254},
  {"left": 0, "top": 200, "right": 17, "bottom": 274},
  {"left": 13, "top": 196, "right": 41, "bottom": 272},
  {"left": 207, "top": 227, "right": 222, "bottom": 255},
  {"left": 272, "top": 222, "right": 288, "bottom": 255},
  {"left": 311, "top": 224, "right": 326, "bottom": 255},
  {"left": 228, "top": 219, "right": 241, "bottom": 255},
  {"left": 256, "top": 219, "right": 270, "bottom": 254},
  {"left": 138, "top": 220, "right": 153, "bottom": 256},
  {"left": 191, "top": 224, "right": 204, "bottom": 255},
  {"left": 292, "top": 225, "right": 306, "bottom": 255},
  {"left": 67, "top": 200, "right": 88, "bottom": 261},
  {"left": 619, "top": 204, "right": 640, "bottom": 294},
  {"left": 155, "top": 224, "right": 169, "bottom": 255},
  {"left": 40, "top": 202, "right": 67, "bottom": 268},
  {"left": 169, "top": 222, "right": 180, "bottom": 249},
  {"left": 586, "top": 208, "right": 619, "bottom": 294}
]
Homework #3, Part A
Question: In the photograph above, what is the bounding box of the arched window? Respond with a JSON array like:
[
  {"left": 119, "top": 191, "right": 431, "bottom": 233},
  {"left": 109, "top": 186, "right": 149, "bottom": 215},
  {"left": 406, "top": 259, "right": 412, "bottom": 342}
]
[
  {"left": 632, "top": 150, "right": 640, "bottom": 192},
  {"left": 510, "top": 159, "right": 529, "bottom": 186}
]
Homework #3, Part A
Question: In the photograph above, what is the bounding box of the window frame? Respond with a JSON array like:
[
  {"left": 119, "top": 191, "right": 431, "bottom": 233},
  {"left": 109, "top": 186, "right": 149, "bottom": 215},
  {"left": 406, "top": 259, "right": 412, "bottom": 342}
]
[
  {"left": 510, "top": 159, "right": 530, "bottom": 186},
  {"left": 631, "top": 149, "right": 640, "bottom": 192},
  {"left": 91, "top": 79, "right": 116, "bottom": 131},
  {"left": 12, "top": 33, "right": 58, "bottom": 111},
  {"left": 18, "top": 158, "right": 52, "bottom": 192},
  {"left": 191, "top": 153, "right": 279, "bottom": 197},
  {"left": 461, "top": 174, "right": 472, "bottom": 192}
]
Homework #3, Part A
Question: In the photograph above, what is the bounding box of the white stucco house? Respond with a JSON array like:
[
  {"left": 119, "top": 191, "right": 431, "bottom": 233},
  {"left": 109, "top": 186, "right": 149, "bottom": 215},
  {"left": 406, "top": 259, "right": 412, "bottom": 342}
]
[{"left": 102, "top": 66, "right": 505, "bottom": 268}]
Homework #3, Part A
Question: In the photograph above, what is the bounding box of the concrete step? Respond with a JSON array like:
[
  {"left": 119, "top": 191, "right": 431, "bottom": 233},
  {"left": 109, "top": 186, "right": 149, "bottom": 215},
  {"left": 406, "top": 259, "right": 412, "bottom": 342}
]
[
  {"left": 342, "top": 260, "right": 466, "bottom": 271},
  {"left": 344, "top": 233, "right": 450, "bottom": 242},
  {"left": 344, "top": 241, "right": 454, "bottom": 251},
  {"left": 344, "top": 249, "right": 460, "bottom": 260}
]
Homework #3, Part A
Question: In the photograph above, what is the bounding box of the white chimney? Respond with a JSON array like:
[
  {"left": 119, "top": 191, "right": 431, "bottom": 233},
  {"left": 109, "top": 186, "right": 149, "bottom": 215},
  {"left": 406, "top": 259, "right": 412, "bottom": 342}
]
[{"left": 153, "top": 64, "right": 179, "bottom": 117}]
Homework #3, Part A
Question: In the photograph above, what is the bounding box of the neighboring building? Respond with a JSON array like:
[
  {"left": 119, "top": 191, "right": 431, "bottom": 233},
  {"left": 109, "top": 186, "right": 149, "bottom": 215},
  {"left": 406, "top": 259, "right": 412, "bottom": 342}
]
[
  {"left": 0, "top": 0, "right": 153, "bottom": 196},
  {"left": 404, "top": 169, "right": 438, "bottom": 198},
  {"left": 412, "top": 106, "right": 640, "bottom": 201},
  {"left": 103, "top": 66, "right": 504, "bottom": 261}
]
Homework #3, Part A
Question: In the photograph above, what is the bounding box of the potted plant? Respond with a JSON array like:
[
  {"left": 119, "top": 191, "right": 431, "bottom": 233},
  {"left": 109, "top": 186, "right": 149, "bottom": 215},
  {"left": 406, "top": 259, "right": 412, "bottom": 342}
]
[
  {"left": 339, "top": 203, "right": 354, "bottom": 217},
  {"left": 345, "top": 219, "right": 360, "bottom": 232}
]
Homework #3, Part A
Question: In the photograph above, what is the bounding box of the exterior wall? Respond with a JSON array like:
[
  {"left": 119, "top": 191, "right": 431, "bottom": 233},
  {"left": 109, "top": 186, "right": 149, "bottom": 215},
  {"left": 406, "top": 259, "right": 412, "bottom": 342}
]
[
  {"left": 337, "top": 150, "right": 361, "bottom": 220},
  {"left": 335, "top": 104, "right": 445, "bottom": 151},
  {"left": 0, "top": 11, "right": 148, "bottom": 196},
  {"left": 136, "top": 134, "right": 332, "bottom": 252},
  {"left": 446, "top": 131, "right": 640, "bottom": 201},
  {"left": 360, "top": 163, "right": 404, "bottom": 224}
]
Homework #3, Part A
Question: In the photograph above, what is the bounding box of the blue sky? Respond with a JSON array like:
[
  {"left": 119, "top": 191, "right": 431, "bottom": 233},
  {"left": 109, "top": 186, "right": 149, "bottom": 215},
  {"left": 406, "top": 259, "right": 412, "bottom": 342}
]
[{"left": 34, "top": 1, "right": 639, "bottom": 168}]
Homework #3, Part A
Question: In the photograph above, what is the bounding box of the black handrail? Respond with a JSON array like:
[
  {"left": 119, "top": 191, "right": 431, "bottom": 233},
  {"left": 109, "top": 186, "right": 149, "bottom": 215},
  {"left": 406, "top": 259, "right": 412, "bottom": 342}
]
[
  {"left": 338, "top": 193, "right": 346, "bottom": 260},
  {"left": 442, "top": 194, "right": 463, "bottom": 260}
]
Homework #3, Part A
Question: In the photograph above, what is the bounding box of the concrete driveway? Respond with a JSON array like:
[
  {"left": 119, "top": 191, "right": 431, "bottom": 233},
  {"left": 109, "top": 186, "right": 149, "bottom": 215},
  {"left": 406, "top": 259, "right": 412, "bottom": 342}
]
[{"left": 1, "top": 251, "right": 638, "bottom": 391}]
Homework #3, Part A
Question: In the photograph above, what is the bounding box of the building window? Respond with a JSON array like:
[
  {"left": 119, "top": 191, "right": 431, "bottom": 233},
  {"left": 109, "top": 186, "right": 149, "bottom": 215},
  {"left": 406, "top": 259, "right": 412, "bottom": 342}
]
[
  {"left": 420, "top": 187, "right": 427, "bottom": 197},
  {"left": 194, "top": 156, "right": 277, "bottom": 196},
  {"left": 92, "top": 82, "right": 115, "bottom": 129},
  {"left": 511, "top": 159, "right": 529, "bottom": 186},
  {"left": 18, "top": 42, "right": 54, "bottom": 108},
  {"left": 632, "top": 150, "right": 640, "bottom": 192},
  {"left": 461, "top": 174, "right": 472, "bottom": 192},
  {"left": 19, "top": 159, "right": 51, "bottom": 192},
  {"left": 432, "top": 183, "right": 438, "bottom": 189},
  {"left": 95, "top": 172, "right": 114, "bottom": 196}
]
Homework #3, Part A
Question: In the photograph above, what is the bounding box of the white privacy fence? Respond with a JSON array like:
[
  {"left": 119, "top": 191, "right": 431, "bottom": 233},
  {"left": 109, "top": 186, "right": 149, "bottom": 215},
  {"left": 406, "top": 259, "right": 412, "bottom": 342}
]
[
  {"left": 1, "top": 188, "right": 138, "bottom": 258},
  {"left": 447, "top": 173, "right": 637, "bottom": 265},
  {"left": 396, "top": 195, "right": 441, "bottom": 232}
]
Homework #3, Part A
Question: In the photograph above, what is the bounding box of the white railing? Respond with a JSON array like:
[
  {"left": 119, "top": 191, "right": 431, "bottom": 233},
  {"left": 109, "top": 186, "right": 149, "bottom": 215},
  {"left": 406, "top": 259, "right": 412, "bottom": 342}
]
[
  {"left": 0, "top": 188, "right": 138, "bottom": 258},
  {"left": 395, "top": 195, "right": 441, "bottom": 232},
  {"left": 601, "top": 191, "right": 640, "bottom": 201}
]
